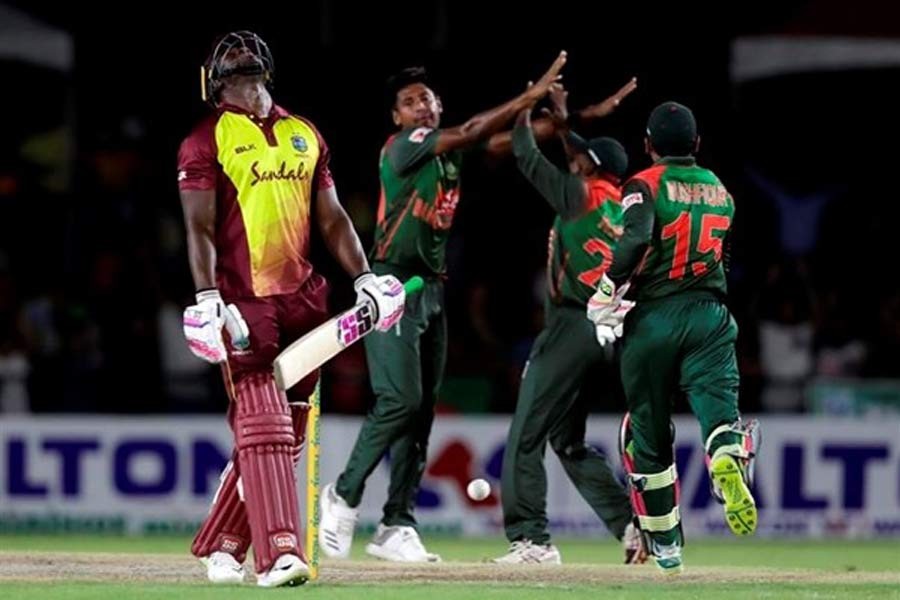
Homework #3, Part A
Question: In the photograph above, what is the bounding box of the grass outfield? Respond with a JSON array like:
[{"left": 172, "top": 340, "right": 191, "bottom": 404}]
[{"left": 1, "top": 536, "right": 898, "bottom": 599}]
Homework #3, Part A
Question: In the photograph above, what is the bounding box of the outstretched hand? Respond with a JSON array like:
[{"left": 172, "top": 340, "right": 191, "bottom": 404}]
[
  {"left": 582, "top": 77, "right": 638, "bottom": 120},
  {"left": 524, "top": 50, "right": 567, "bottom": 104}
]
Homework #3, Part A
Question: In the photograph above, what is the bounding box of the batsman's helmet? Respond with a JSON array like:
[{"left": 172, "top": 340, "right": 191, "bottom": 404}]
[{"left": 201, "top": 31, "right": 274, "bottom": 104}]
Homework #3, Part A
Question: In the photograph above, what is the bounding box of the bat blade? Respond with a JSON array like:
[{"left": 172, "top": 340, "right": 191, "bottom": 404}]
[
  {"left": 273, "top": 302, "right": 374, "bottom": 390},
  {"left": 272, "top": 276, "right": 424, "bottom": 391}
]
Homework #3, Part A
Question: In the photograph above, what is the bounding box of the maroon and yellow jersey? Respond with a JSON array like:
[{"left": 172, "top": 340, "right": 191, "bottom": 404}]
[{"left": 178, "top": 104, "right": 333, "bottom": 298}]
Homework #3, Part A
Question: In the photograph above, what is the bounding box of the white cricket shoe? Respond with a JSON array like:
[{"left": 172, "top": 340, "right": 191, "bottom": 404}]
[
  {"left": 319, "top": 482, "right": 359, "bottom": 559},
  {"left": 200, "top": 551, "right": 244, "bottom": 584},
  {"left": 623, "top": 521, "right": 648, "bottom": 564},
  {"left": 492, "top": 539, "right": 562, "bottom": 564},
  {"left": 256, "top": 553, "right": 309, "bottom": 588},
  {"left": 365, "top": 524, "right": 442, "bottom": 562},
  {"left": 648, "top": 537, "right": 683, "bottom": 574}
]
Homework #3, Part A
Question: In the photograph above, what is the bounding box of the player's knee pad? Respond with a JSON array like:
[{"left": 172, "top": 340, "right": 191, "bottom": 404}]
[
  {"left": 234, "top": 372, "right": 295, "bottom": 449},
  {"left": 619, "top": 413, "right": 683, "bottom": 541},
  {"left": 232, "top": 372, "right": 304, "bottom": 573},
  {"left": 704, "top": 419, "right": 761, "bottom": 503}
]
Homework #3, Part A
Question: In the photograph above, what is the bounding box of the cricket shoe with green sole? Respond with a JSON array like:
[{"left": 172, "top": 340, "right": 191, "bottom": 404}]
[
  {"left": 708, "top": 419, "right": 760, "bottom": 537},
  {"left": 711, "top": 454, "right": 757, "bottom": 536}
]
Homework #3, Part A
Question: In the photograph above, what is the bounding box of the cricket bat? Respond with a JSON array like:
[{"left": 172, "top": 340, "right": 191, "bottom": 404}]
[{"left": 273, "top": 276, "right": 424, "bottom": 391}]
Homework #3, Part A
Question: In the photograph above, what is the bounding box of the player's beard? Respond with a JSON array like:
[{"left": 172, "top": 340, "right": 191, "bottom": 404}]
[
  {"left": 224, "top": 75, "right": 273, "bottom": 118},
  {"left": 247, "top": 84, "right": 273, "bottom": 118}
]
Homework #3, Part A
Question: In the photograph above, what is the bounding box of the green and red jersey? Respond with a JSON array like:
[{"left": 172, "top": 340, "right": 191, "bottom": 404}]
[
  {"left": 512, "top": 123, "right": 623, "bottom": 306},
  {"left": 547, "top": 181, "right": 623, "bottom": 305},
  {"left": 372, "top": 127, "right": 463, "bottom": 275},
  {"left": 607, "top": 157, "right": 734, "bottom": 301}
]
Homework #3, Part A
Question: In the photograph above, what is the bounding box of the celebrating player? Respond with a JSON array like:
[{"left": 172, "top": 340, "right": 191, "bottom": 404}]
[
  {"left": 587, "top": 101, "right": 759, "bottom": 573},
  {"left": 494, "top": 82, "right": 645, "bottom": 564},
  {"left": 318, "top": 50, "right": 645, "bottom": 562},
  {"left": 178, "top": 31, "right": 405, "bottom": 586}
]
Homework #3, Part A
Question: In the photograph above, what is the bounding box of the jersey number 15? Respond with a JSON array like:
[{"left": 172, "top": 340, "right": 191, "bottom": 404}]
[{"left": 660, "top": 212, "right": 731, "bottom": 280}]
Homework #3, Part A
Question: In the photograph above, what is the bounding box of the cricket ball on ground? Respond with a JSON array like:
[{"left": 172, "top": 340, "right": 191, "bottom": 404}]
[{"left": 466, "top": 478, "right": 491, "bottom": 501}]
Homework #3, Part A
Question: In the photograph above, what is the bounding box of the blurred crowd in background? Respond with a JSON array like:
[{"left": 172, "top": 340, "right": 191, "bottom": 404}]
[{"left": 2, "top": 0, "right": 900, "bottom": 416}]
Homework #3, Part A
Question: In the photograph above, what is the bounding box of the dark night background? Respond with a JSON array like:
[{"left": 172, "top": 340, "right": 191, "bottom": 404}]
[{"left": 2, "top": 0, "right": 899, "bottom": 417}]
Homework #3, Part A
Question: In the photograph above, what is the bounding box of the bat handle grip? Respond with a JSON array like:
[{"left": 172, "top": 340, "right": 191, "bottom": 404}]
[{"left": 404, "top": 276, "right": 425, "bottom": 294}]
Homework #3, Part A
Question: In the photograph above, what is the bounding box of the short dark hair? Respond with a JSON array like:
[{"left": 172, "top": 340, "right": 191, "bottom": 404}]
[
  {"left": 647, "top": 101, "right": 698, "bottom": 157},
  {"left": 386, "top": 66, "right": 429, "bottom": 108}
]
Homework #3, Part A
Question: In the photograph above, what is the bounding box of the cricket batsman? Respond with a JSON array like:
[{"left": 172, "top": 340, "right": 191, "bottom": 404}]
[
  {"left": 586, "top": 101, "right": 760, "bottom": 573},
  {"left": 494, "top": 83, "right": 645, "bottom": 564},
  {"left": 178, "top": 31, "right": 405, "bottom": 586}
]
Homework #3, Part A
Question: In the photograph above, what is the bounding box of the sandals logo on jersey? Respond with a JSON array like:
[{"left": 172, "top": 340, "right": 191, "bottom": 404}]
[
  {"left": 250, "top": 160, "right": 310, "bottom": 186},
  {"left": 291, "top": 135, "right": 308, "bottom": 153}
]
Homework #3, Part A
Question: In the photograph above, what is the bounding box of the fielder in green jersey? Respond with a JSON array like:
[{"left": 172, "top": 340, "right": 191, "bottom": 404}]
[
  {"left": 494, "top": 85, "right": 646, "bottom": 565},
  {"left": 318, "top": 55, "right": 644, "bottom": 562},
  {"left": 586, "top": 102, "right": 760, "bottom": 574}
]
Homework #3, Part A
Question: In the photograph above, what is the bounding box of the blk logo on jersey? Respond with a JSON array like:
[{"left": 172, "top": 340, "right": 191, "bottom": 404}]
[{"left": 235, "top": 143, "right": 256, "bottom": 154}]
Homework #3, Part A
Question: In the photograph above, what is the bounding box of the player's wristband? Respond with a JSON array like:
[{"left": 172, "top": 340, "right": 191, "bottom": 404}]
[
  {"left": 195, "top": 288, "right": 222, "bottom": 304},
  {"left": 353, "top": 272, "right": 375, "bottom": 292}
]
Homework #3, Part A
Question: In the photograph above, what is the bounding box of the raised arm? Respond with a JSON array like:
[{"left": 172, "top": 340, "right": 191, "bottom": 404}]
[
  {"left": 512, "top": 107, "right": 587, "bottom": 219},
  {"left": 430, "top": 51, "right": 568, "bottom": 155},
  {"left": 484, "top": 77, "right": 637, "bottom": 158}
]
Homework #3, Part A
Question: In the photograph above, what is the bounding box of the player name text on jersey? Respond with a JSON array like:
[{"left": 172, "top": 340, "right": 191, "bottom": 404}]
[{"left": 665, "top": 181, "right": 729, "bottom": 207}]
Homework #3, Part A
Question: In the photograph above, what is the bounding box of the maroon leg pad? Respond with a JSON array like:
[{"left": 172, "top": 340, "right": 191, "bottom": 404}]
[
  {"left": 234, "top": 372, "right": 305, "bottom": 574},
  {"left": 191, "top": 402, "right": 310, "bottom": 565},
  {"left": 191, "top": 454, "right": 252, "bottom": 562}
]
